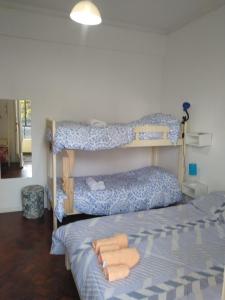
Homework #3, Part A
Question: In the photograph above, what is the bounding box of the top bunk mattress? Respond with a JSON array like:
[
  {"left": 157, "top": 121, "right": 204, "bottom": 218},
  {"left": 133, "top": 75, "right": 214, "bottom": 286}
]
[{"left": 49, "top": 113, "right": 181, "bottom": 153}]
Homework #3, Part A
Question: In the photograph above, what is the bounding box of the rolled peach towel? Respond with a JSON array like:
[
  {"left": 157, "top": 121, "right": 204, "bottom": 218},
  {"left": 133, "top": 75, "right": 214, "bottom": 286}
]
[
  {"left": 99, "top": 243, "right": 121, "bottom": 254},
  {"left": 98, "top": 243, "right": 121, "bottom": 264},
  {"left": 92, "top": 234, "right": 128, "bottom": 254},
  {"left": 103, "top": 264, "right": 130, "bottom": 282},
  {"left": 99, "top": 248, "right": 140, "bottom": 269}
]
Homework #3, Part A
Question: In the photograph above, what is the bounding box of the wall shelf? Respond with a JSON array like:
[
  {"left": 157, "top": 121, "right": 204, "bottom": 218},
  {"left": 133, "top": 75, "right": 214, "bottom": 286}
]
[
  {"left": 182, "top": 181, "right": 208, "bottom": 198},
  {"left": 185, "top": 132, "right": 212, "bottom": 147}
]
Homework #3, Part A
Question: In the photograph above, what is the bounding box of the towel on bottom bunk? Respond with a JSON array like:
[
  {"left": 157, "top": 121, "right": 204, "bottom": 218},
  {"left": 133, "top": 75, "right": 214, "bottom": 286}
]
[{"left": 86, "top": 177, "right": 105, "bottom": 191}]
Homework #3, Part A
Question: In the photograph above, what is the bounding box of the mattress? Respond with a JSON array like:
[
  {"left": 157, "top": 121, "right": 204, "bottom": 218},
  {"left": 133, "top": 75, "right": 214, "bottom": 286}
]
[
  {"left": 53, "top": 166, "right": 182, "bottom": 222},
  {"left": 49, "top": 113, "right": 180, "bottom": 153},
  {"left": 51, "top": 191, "right": 225, "bottom": 300}
]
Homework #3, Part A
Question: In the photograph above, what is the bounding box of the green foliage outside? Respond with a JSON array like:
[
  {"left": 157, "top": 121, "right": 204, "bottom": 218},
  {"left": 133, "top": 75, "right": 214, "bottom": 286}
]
[{"left": 19, "top": 100, "right": 31, "bottom": 138}]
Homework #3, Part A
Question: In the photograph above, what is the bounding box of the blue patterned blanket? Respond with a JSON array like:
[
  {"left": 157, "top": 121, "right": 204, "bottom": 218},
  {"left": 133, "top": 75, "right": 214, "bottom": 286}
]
[
  {"left": 49, "top": 114, "right": 180, "bottom": 153},
  {"left": 53, "top": 166, "right": 182, "bottom": 222},
  {"left": 51, "top": 192, "right": 225, "bottom": 300}
]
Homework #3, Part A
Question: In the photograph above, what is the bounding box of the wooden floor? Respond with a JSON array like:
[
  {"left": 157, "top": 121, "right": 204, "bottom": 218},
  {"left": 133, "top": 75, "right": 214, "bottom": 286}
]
[{"left": 0, "top": 210, "right": 79, "bottom": 300}]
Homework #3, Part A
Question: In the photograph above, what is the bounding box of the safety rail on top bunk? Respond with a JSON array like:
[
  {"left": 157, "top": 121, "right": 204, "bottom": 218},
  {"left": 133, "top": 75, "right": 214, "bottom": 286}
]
[
  {"left": 124, "top": 125, "right": 183, "bottom": 148},
  {"left": 124, "top": 124, "right": 185, "bottom": 185}
]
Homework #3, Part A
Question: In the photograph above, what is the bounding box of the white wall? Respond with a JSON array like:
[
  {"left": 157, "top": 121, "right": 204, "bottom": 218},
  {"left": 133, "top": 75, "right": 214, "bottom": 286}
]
[
  {"left": 0, "top": 7, "right": 166, "bottom": 212},
  {"left": 161, "top": 6, "right": 225, "bottom": 191}
]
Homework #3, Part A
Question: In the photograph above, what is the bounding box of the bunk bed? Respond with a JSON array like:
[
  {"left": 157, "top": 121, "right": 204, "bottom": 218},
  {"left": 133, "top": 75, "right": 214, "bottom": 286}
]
[{"left": 46, "top": 113, "right": 186, "bottom": 230}]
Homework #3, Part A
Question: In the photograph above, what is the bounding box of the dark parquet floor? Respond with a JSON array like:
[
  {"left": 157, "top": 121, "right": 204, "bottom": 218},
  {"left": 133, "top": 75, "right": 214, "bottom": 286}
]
[{"left": 0, "top": 210, "right": 80, "bottom": 300}]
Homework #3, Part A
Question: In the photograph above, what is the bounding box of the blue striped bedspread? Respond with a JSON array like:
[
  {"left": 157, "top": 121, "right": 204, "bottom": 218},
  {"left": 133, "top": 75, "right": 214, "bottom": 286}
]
[
  {"left": 49, "top": 113, "right": 180, "bottom": 153},
  {"left": 51, "top": 192, "right": 225, "bottom": 300}
]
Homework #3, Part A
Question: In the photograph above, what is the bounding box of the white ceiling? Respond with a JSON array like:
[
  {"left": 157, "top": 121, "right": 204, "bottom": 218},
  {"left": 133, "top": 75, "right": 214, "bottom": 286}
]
[{"left": 1, "top": 0, "right": 225, "bottom": 34}]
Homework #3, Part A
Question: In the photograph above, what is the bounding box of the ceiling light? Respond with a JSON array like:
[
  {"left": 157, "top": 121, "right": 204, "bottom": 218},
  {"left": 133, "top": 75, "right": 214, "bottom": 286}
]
[{"left": 70, "top": 1, "right": 102, "bottom": 26}]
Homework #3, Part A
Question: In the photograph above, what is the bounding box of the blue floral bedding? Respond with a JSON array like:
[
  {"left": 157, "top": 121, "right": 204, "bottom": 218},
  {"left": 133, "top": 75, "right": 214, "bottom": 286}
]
[
  {"left": 53, "top": 166, "right": 182, "bottom": 222},
  {"left": 49, "top": 114, "right": 180, "bottom": 153},
  {"left": 51, "top": 192, "right": 225, "bottom": 300}
]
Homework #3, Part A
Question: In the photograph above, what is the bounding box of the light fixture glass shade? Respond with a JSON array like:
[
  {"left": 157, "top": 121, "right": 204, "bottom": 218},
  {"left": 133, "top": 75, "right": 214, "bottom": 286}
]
[{"left": 70, "top": 1, "right": 102, "bottom": 25}]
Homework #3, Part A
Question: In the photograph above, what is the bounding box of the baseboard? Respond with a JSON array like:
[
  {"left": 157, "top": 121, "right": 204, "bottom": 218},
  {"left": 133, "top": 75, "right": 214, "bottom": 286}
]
[
  {"left": 0, "top": 204, "right": 48, "bottom": 213},
  {"left": 0, "top": 206, "right": 22, "bottom": 213}
]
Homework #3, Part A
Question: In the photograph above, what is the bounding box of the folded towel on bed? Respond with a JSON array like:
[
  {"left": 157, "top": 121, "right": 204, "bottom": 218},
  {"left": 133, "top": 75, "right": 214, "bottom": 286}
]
[
  {"left": 86, "top": 177, "right": 105, "bottom": 191},
  {"left": 99, "top": 248, "right": 140, "bottom": 269},
  {"left": 92, "top": 233, "right": 128, "bottom": 254},
  {"left": 92, "top": 234, "right": 139, "bottom": 282},
  {"left": 103, "top": 264, "right": 130, "bottom": 282},
  {"left": 89, "top": 119, "right": 107, "bottom": 127},
  {"left": 99, "top": 243, "right": 121, "bottom": 254}
]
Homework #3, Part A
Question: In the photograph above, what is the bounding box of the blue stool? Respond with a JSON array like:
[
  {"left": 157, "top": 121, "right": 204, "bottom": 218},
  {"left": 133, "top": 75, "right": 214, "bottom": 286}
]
[{"left": 21, "top": 185, "right": 44, "bottom": 219}]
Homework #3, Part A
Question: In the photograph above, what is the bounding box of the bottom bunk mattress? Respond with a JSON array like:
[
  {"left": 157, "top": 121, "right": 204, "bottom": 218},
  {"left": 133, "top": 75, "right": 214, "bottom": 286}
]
[
  {"left": 51, "top": 191, "right": 225, "bottom": 300},
  {"left": 54, "top": 166, "right": 182, "bottom": 222}
]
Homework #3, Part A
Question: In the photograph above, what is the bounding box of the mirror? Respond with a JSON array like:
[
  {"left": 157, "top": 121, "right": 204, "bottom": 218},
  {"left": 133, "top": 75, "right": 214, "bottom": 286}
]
[{"left": 0, "top": 99, "right": 32, "bottom": 179}]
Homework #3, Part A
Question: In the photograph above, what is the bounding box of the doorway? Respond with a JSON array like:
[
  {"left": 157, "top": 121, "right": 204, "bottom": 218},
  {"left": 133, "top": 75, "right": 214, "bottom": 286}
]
[{"left": 0, "top": 99, "right": 32, "bottom": 179}]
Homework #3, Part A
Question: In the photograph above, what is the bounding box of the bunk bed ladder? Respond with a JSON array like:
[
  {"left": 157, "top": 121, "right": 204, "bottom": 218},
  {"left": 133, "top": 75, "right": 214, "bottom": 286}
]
[
  {"left": 62, "top": 149, "right": 75, "bottom": 271},
  {"left": 46, "top": 119, "right": 57, "bottom": 230},
  {"left": 62, "top": 150, "right": 75, "bottom": 215}
]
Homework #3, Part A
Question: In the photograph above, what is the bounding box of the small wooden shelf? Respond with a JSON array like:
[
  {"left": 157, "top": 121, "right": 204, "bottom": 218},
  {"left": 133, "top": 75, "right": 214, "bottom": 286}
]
[
  {"left": 185, "top": 132, "right": 212, "bottom": 147},
  {"left": 182, "top": 181, "right": 208, "bottom": 198}
]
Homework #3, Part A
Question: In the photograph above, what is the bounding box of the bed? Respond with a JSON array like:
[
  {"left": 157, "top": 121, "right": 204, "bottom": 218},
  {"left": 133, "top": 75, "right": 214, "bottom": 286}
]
[
  {"left": 51, "top": 166, "right": 182, "bottom": 222},
  {"left": 51, "top": 191, "right": 225, "bottom": 300},
  {"left": 48, "top": 114, "right": 181, "bottom": 153},
  {"left": 46, "top": 113, "right": 185, "bottom": 229}
]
